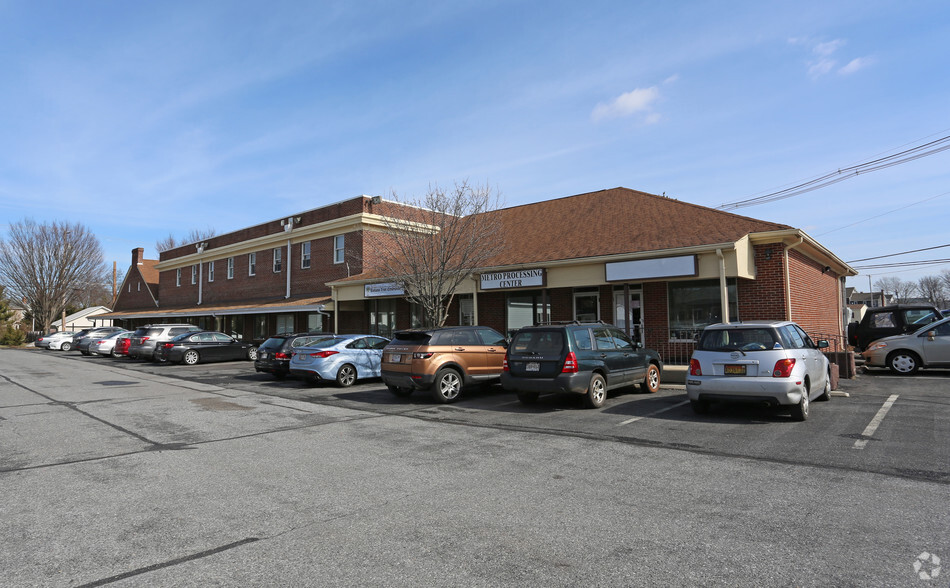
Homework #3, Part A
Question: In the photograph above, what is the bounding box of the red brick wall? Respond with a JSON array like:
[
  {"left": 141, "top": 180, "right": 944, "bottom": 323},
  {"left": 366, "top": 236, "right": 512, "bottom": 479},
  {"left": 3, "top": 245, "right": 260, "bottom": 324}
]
[
  {"left": 787, "top": 248, "right": 843, "bottom": 342},
  {"left": 112, "top": 267, "right": 157, "bottom": 311},
  {"left": 738, "top": 243, "right": 787, "bottom": 321}
]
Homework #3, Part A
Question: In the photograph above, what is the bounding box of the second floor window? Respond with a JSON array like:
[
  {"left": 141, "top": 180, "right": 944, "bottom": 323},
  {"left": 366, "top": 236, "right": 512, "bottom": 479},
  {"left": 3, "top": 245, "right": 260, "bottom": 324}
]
[
  {"left": 249, "top": 252, "right": 257, "bottom": 276},
  {"left": 227, "top": 257, "right": 234, "bottom": 279},
  {"left": 301, "top": 242, "right": 311, "bottom": 269},
  {"left": 191, "top": 265, "right": 197, "bottom": 285},
  {"left": 176, "top": 268, "right": 181, "bottom": 287},
  {"left": 333, "top": 235, "right": 344, "bottom": 264},
  {"left": 273, "top": 247, "right": 282, "bottom": 273},
  {"left": 208, "top": 261, "right": 215, "bottom": 282}
]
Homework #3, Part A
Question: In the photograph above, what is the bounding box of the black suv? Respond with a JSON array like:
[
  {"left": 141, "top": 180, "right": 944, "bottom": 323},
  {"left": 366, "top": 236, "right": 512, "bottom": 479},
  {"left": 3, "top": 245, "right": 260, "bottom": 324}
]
[
  {"left": 254, "top": 332, "right": 335, "bottom": 379},
  {"left": 848, "top": 304, "right": 943, "bottom": 351},
  {"left": 501, "top": 322, "right": 663, "bottom": 408}
]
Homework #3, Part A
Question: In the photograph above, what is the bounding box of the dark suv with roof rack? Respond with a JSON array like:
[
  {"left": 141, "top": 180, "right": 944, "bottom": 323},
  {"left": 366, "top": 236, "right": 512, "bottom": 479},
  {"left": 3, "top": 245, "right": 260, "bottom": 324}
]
[
  {"left": 381, "top": 326, "right": 508, "bottom": 403},
  {"left": 501, "top": 322, "right": 663, "bottom": 408}
]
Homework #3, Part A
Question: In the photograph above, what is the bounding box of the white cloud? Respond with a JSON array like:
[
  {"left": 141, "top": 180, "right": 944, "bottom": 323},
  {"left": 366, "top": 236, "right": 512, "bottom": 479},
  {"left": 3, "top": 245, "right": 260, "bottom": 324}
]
[
  {"left": 809, "top": 58, "right": 837, "bottom": 78},
  {"left": 591, "top": 86, "right": 660, "bottom": 123},
  {"left": 839, "top": 57, "right": 873, "bottom": 75},
  {"left": 813, "top": 39, "right": 845, "bottom": 57}
]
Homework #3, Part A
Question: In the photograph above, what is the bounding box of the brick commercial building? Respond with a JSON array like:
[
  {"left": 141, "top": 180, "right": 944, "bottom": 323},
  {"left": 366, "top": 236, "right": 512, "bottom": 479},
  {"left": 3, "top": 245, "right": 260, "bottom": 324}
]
[{"left": 101, "top": 187, "right": 856, "bottom": 364}]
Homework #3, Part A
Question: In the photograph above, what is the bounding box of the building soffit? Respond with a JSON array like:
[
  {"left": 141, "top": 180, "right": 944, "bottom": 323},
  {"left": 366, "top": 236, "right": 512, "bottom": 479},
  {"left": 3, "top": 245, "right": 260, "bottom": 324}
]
[
  {"left": 154, "top": 213, "right": 440, "bottom": 271},
  {"left": 748, "top": 229, "right": 857, "bottom": 276}
]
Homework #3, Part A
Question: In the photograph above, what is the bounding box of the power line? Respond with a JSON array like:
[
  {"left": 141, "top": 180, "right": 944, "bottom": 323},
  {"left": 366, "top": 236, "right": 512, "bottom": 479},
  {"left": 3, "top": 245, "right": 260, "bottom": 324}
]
[
  {"left": 851, "top": 258, "right": 950, "bottom": 271},
  {"left": 847, "top": 243, "right": 950, "bottom": 264},
  {"left": 815, "top": 190, "right": 950, "bottom": 237},
  {"left": 717, "top": 133, "right": 950, "bottom": 210}
]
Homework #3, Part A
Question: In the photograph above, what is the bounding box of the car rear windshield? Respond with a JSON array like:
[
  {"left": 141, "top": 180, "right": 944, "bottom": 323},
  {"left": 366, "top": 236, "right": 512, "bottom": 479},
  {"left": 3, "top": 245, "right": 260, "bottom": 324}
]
[
  {"left": 258, "top": 337, "right": 287, "bottom": 351},
  {"left": 510, "top": 330, "right": 565, "bottom": 354},
  {"left": 145, "top": 328, "right": 164, "bottom": 337},
  {"left": 389, "top": 332, "right": 433, "bottom": 346},
  {"left": 698, "top": 328, "right": 779, "bottom": 352}
]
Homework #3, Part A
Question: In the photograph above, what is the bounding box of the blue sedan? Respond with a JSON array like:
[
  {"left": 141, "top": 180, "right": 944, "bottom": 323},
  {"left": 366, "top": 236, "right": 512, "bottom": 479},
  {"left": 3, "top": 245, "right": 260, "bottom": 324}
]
[{"left": 289, "top": 334, "right": 390, "bottom": 387}]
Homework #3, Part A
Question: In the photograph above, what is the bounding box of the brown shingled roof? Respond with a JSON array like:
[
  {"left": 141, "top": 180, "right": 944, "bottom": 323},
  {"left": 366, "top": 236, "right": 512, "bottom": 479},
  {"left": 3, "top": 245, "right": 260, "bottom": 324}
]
[
  {"left": 482, "top": 187, "right": 792, "bottom": 266},
  {"left": 139, "top": 259, "right": 160, "bottom": 288}
]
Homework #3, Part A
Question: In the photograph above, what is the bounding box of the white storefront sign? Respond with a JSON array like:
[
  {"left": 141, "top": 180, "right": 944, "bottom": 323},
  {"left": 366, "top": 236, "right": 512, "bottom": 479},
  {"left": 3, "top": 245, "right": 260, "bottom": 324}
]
[
  {"left": 480, "top": 269, "right": 545, "bottom": 290},
  {"left": 605, "top": 255, "right": 697, "bottom": 281},
  {"left": 365, "top": 282, "right": 405, "bottom": 297}
]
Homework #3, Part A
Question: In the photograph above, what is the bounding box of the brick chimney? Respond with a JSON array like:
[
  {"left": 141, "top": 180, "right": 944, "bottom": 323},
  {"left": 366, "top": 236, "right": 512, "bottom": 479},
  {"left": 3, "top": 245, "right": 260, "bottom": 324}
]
[{"left": 132, "top": 247, "right": 144, "bottom": 266}]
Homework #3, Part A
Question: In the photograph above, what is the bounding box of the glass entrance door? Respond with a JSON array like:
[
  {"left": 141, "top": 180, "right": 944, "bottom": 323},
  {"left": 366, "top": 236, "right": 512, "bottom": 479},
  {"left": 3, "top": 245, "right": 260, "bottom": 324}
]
[{"left": 614, "top": 290, "right": 643, "bottom": 344}]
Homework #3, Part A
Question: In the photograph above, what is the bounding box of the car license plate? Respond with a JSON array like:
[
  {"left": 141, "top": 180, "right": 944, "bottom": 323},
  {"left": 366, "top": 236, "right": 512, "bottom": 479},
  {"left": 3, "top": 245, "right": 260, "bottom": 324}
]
[
  {"left": 259, "top": 352, "right": 267, "bottom": 359},
  {"left": 527, "top": 362, "right": 540, "bottom": 372},
  {"left": 724, "top": 364, "right": 746, "bottom": 375},
  {"left": 391, "top": 353, "right": 401, "bottom": 363}
]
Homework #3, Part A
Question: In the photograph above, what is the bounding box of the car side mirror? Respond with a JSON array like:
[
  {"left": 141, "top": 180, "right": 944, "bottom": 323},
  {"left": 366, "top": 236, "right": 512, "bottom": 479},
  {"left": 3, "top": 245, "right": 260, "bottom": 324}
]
[{"left": 817, "top": 340, "right": 829, "bottom": 349}]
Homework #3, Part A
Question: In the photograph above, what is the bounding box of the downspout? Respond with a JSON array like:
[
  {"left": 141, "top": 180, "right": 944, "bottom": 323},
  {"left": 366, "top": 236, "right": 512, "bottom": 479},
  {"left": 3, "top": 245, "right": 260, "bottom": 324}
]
[
  {"left": 286, "top": 235, "right": 292, "bottom": 299},
  {"left": 784, "top": 236, "right": 805, "bottom": 320},
  {"left": 332, "top": 285, "right": 339, "bottom": 334},
  {"left": 471, "top": 275, "right": 479, "bottom": 326},
  {"left": 196, "top": 242, "right": 206, "bottom": 305},
  {"left": 716, "top": 248, "right": 730, "bottom": 323}
]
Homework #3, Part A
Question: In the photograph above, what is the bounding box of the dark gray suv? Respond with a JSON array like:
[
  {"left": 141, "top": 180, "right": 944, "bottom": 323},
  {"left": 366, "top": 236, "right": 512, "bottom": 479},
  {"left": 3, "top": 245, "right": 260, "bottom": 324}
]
[
  {"left": 128, "top": 324, "right": 202, "bottom": 361},
  {"left": 501, "top": 322, "right": 662, "bottom": 408}
]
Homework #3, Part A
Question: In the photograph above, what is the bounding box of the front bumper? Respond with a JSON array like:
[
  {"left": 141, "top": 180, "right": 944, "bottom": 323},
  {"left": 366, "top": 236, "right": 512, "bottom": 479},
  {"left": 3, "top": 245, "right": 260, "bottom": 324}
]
[{"left": 685, "top": 376, "right": 805, "bottom": 406}]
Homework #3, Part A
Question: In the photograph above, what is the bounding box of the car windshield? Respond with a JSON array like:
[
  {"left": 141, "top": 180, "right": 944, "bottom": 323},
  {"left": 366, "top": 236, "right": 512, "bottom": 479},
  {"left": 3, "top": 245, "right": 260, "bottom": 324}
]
[{"left": 698, "top": 328, "right": 779, "bottom": 352}]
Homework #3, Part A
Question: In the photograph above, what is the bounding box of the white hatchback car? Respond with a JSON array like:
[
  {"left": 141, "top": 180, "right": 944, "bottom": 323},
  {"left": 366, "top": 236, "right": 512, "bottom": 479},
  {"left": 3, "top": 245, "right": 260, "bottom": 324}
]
[
  {"left": 686, "top": 321, "right": 832, "bottom": 421},
  {"left": 35, "top": 331, "right": 81, "bottom": 351}
]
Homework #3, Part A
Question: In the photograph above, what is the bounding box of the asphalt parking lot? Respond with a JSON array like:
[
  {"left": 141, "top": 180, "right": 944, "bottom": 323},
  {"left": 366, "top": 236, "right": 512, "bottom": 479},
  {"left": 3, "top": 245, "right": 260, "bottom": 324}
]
[
  {"left": 2, "top": 348, "right": 948, "bottom": 586},
  {"left": 78, "top": 350, "right": 950, "bottom": 484}
]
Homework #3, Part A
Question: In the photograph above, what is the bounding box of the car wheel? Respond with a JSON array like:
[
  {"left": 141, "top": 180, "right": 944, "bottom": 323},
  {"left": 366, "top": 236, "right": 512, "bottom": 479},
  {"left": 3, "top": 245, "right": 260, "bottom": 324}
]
[
  {"left": 60, "top": 342, "right": 72, "bottom": 351},
  {"left": 431, "top": 368, "right": 462, "bottom": 403},
  {"left": 387, "top": 385, "right": 413, "bottom": 397},
  {"left": 336, "top": 364, "right": 357, "bottom": 387},
  {"left": 247, "top": 347, "right": 258, "bottom": 361},
  {"left": 887, "top": 350, "right": 920, "bottom": 375},
  {"left": 640, "top": 363, "right": 661, "bottom": 394},
  {"left": 517, "top": 391, "right": 539, "bottom": 405},
  {"left": 80, "top": 350, "right": 90, "bottom": 356},
  {"left": 790, "top": 384, "right": 810, "bottom": 421},
  {"left": 817, "top": 368, "right": 832, "bottom": 401},
  {"left": 182, "top": 350, "right": 200, "bottom": 366},
  {"left": 690, "top": 399, "right": 709, "bottom": 414},
  {"left": 111, "top": 348, "right": 121, "bottom": 358},
  {"left": 584, "top": 373, "right": 607, "bottom": 409}
]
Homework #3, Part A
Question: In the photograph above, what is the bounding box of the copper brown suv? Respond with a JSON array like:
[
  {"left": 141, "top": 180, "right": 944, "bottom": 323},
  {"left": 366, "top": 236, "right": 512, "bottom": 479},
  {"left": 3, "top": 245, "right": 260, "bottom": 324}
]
[{"left": 381, "top": 326, "right": 508, "bottom": 403}]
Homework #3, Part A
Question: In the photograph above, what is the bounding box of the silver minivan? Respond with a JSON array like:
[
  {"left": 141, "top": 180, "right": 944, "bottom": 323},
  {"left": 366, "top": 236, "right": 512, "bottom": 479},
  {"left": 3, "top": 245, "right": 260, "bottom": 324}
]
[{"left": 685, "top": 321, "right": 831, "bottom": 421}]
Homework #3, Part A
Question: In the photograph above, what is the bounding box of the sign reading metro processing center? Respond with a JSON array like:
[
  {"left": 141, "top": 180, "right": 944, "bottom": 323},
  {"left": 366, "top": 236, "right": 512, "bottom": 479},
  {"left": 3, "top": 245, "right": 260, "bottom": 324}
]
[{"left": 480, "top": 269, "right": 546, "bottom": 290}]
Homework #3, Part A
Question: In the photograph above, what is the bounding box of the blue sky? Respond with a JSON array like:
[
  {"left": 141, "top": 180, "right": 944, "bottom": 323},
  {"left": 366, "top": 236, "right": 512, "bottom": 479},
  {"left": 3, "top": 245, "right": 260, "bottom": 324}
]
[{"left": 1, "top": 1, "right": 948, "bottom": 292}]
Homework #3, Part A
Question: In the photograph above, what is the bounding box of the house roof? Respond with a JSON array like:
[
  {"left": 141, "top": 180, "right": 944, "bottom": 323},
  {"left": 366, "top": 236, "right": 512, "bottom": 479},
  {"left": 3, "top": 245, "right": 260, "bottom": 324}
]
[
  {"left": 139, "top": 260, "right": 160, "bottom": 288},
  {"left": 92, "top": 295, "right": 330, "bottom": 320},
  {"left": 480, "top": 187, "right": 791, "bottom": 266}
]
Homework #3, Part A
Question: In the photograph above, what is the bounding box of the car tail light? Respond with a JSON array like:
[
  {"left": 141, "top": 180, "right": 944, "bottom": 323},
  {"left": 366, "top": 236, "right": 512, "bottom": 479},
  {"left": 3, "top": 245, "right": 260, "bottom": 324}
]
[
  {"left": 562, "top": 351, "right": 578, "bottom": 373},
  {"left": 772, "top": 358, "right": 796, "bottom": 378},
  {"left": 139, "top": 337, "right": 149, "bottom": 343},
  {"left": 413, "top": 352, "right": 434, "bottom": 359},
  {"left": 503, "top": 354, "right": 509, "bottom": 372},
  {"left": 163, "top": 343, "right": 175, "bottom": 349},
  {"left": 274, "top": 352, "right": 290, "bottom": 359},
  {"left": 96, "top": 340, "right": 105, "bottom": 345},
  {"left": 689, "top": 358, "right": 702, "bottom": 376},
  {"left": 310, "top": 350, "right": 339, "bottom": 358}
]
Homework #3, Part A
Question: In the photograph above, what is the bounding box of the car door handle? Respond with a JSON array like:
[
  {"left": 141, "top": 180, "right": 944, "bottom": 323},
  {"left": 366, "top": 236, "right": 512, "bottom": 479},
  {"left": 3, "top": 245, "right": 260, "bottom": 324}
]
[
  {"left": 600, "top": 353, "right": 608, "bottom": 359},
  {"left": 455, "top": 347, "right": 466, "bottom": 351}
]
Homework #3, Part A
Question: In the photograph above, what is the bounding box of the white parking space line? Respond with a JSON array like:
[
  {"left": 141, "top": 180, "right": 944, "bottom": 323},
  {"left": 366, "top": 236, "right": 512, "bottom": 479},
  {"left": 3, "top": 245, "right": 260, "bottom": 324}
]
[
  {"left": 853, "top": 394, "right": 899, "bottom": 450},
  {"left": 618, "top": 400, "right": 690, "bottom": 426}
]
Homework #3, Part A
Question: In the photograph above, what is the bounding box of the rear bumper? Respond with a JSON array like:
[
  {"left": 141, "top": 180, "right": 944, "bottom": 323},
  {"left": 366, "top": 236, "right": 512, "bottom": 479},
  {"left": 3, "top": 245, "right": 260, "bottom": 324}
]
[
  {"left": 381, "top": 370, "right": 435, "bottom": 390},
  {"left": 500, "top": 372, "right": 590, "bottom": 395},
  {"left": 685, "top": 376, "right": 804, "bottom": 406}
]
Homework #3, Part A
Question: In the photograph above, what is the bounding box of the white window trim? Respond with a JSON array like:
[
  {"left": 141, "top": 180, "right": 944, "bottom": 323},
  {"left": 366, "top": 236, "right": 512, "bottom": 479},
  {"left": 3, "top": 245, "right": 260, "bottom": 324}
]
[
  {"left": 208, "top": 260, "right": 215, "bottom": 282},
  {"left": 191, "top": 265, "right": 197, "bottom": 285},
  {"left": 176, "top": 268, "right": 181, "bottom": 287},
  {"left": 301, "top": 242, "right": 311, "bottom": 269},
  {"left": 333, "top": 235, "right": 344, "bottom": 264},
  {"left": 249, "top": 252, "right": 257, "bottom": 276},
  {"left": 227, "top": 257, "right": 234, "bottom": 280},
  {"left": 273, "top": 247, "right": 282, "bottom": 273}
]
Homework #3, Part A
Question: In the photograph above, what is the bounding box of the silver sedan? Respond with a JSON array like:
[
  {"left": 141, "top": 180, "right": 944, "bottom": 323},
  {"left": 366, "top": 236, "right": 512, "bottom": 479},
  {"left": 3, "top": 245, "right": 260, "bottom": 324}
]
[{"left": 862, "top": 317, "right": 950, "bottom": 374}]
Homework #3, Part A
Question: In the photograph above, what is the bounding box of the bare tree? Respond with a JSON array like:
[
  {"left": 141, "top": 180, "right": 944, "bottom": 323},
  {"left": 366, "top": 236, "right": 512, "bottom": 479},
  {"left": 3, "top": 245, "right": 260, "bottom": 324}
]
[
  {"left": 156, "top": 227, "right": 217, "bottom": 253},
  {"left": 0, "top": 219, "right": 108, "bottom": 333},
  {"left": 917, "top": 275, "right": 947, "bottom": 307},
  {"left": 372, "top": 181, "right": 504, "bottom": 328},
  {"left": 874, "top": 276, "right": 919, "bottom": 302}
]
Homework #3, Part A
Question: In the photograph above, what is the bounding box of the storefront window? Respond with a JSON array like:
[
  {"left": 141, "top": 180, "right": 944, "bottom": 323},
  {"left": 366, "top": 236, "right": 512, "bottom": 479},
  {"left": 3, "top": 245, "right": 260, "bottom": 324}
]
[
  {"left": 459, "top": 295, "right": 474, "bottom": 326},
  {"left": 506, "top": 291, "right": 551, "bottom": 336},
  {"left": 370, "top": 299, "right": 396, "bottom": 337},
  {"left": 275, "top": 314, "right": 294, "bottom": 334},
  {"left": 409, "top": 303, "right": 423, "bottom": 329},
  {"left": 306, "top": 313, "right": 323, "bottom": 333},
  {"left": 668, "top": 279, "right": 738, "bottom": 340},
  {"left": 253, "top": 315, "right": 267, "bottom": 340},
  {"left": 574, "top": 288, "right": 599, "bottom": 322}
]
